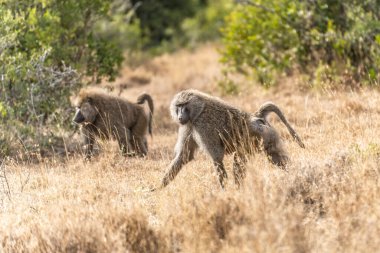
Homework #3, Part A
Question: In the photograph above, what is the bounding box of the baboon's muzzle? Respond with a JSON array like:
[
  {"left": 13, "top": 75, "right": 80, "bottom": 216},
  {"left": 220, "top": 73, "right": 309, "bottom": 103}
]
[
  {"left": 73, "top": 109, "right": 85, "bottom": 124},
  {"left": 178, "top": 117, "right": 187, "bottom": 125}
]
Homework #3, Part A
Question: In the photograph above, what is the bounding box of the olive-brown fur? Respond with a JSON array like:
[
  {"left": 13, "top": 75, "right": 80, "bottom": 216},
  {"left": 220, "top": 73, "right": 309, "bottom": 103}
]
[
  {"left": 73, "top": 88, "right": 153, "bottom": 158},
  {"left": 160, "top": 89, "right": 304, "bottom": 189}
]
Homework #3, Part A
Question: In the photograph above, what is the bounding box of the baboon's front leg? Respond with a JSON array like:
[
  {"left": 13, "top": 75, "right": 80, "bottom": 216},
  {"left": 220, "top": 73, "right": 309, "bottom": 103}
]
[
  {"left": 161, "top": 127, "right": 197, "bottom": 188},
  {"left": 84, "top": 134, "right": 95, "bottom": 160},
  {"left": 162, "top": 155, "right": 184, "bottom": 187}
]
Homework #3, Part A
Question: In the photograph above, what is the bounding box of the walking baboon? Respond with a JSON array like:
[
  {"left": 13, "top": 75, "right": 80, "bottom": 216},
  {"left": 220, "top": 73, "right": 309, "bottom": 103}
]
[
  {"left": 160, "top": 89, "right": 304, "bottom": 189},
  {"left": 72, "top": 88, "right": 154, "bottom": 159}
]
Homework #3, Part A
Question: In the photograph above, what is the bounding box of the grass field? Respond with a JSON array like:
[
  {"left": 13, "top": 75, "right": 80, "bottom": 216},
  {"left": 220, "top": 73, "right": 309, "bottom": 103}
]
[{"left": 1, "top": 44, "right": 380, "bottom": 252}]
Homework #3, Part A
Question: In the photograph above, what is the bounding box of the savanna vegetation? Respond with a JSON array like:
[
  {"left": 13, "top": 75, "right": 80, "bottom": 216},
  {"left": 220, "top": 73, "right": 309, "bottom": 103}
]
[{"left": 0, "top": 0, "right": 380, "bottom": 252}]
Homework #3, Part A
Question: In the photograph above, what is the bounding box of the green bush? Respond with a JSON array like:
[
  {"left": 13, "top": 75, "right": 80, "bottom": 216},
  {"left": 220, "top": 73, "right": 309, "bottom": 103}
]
[
  {"left": 0, "top": 0, "right": 124, "bottom": 156},
  {"left": 222, "top": 0, "right": 380, "bottom": 86},
  {"left": 181, "top": 0, "right": 233, "bottom": 45},
  {"left": 128, "top": 0, "right": 232, "bottom": 51},
  {"left": 0, "top": 0, "right": 232, "bottom": 156},
  {"left": 130, "top": 0, "right": 202, "bottom": 47}
]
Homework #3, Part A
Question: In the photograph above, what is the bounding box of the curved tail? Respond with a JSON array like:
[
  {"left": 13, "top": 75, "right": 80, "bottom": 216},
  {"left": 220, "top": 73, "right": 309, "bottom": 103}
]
[
  {"left": 137, "top": 93, "right": 154, "bottom": 136},
  {"left": 255, "top": 102, "right": 305, "bottom": 148}
]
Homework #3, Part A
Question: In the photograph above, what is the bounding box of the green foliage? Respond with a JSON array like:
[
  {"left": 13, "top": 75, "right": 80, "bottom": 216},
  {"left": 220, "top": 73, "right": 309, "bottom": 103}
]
[
  {"left": 0, "top": 0, "right": 231, "bottom": 156},
  {"left": 87, "top": 35, "right": 124, "bottom": 82},
  {"left": 182, "top": 0, "right": 233, "bottom": 45},
  {"left": 0, "top": 0, "right": 125, "bottom": 122},
  {"left": 218, "top": 78, "right": 239, "bottom": 95},
  {"left": 128, "top": 0, "right": 231, "bottom": 50},
  {"left": 0, "top": 102, "right": 6, "bottom": 119},
  {"left": 0, "top": 136, "right": 11, "bottom": 157},
  {"left": 130, "top": 0, "right": 202, "bottom": 47},
  {"left": 0, "top": 0, "right": 126, "bottom": 156},
  {"left": 222, "top": 0, "right": 380, "bottom": 86},
  {"left": 14, "top": 0, "right": 122, "bottom": 81},
  {"left": 222, "top": 1, "right": 298, "bottom": 84}
]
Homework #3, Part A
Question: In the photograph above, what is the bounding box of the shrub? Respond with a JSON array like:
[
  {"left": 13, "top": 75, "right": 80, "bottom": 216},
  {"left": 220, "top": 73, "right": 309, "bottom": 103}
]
[
  {"left": 222, "top": 0, "right": 380, "bottom": 86},
  {"left": 0, "top": 0, "right": 124, "bottom": 156}
]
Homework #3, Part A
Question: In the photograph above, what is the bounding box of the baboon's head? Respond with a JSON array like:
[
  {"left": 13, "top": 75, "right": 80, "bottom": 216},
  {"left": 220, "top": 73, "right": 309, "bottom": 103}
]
[
  {"left": 72, "top": 96, "right": 98, "bottom": 125},
  {"left": 170, "top": 90, "right": 205, "bottom": 125},
  {"left": 175, "top": 103, "right": 191, "bottom": 125}
]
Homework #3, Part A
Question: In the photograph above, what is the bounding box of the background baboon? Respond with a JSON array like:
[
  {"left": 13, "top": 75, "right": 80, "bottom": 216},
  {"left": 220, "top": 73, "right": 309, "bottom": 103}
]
[
  {"left": 160, "top": 89, "right": 304, "bottom": 189},
  {"left": 72, "top": 88, "right": 154, "bottom": 158}
]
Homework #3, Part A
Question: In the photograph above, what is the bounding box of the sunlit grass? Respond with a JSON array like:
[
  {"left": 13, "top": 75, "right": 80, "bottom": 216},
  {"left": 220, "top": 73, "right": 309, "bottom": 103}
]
[{"left": 1, "top": 44, "right": 380, "bottom": 252}]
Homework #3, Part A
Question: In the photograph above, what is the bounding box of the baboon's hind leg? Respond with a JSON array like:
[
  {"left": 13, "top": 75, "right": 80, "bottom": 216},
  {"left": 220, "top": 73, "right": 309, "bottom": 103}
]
[
  {"left": 214, "top": 161, "right": 228, "bottom": 189},
  {"left": 135, "top": 136, "right": 148, "bottom": 157},
  {"left": 202, "top": 137, "right": 227, "bottom": 188},
  {"left": 117, "top": 128, "right": 136, "bottom": 157},
  {"left": 233, "top": 152, "right": 247, "bottom": 187}
]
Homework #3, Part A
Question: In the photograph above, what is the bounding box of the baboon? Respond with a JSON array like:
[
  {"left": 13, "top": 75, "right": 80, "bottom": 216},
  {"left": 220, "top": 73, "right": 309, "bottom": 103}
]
[
  {"left": 72, "top": 88, "right": 154, "bottom": 159},
  {"left": 159, "top": 89, "right": 304, "bottom": 189}
]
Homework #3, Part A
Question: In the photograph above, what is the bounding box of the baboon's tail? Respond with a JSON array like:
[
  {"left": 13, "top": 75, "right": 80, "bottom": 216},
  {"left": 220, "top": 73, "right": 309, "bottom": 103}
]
[
  {"left": 255, "top": 102, "right": 305, "bottom": 148},
  {"left": 137, "top": 93, "right": 154, "bottom": 136}
]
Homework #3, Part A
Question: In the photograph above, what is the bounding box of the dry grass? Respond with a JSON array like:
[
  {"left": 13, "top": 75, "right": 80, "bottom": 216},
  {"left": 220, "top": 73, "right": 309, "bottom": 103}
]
[{"left": 1, "top": 44, "right": 380, "bottom": 252}]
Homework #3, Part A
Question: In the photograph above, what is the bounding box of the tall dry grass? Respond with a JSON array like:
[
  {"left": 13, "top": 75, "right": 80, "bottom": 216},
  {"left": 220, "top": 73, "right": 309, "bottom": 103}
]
[{"left": 1, "top": 44, "right": 380, "bottom": 252}]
